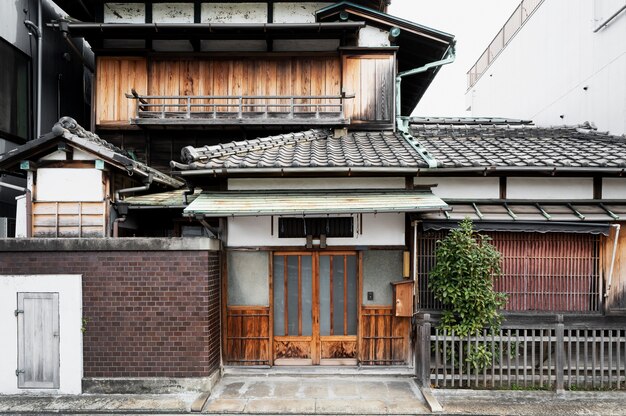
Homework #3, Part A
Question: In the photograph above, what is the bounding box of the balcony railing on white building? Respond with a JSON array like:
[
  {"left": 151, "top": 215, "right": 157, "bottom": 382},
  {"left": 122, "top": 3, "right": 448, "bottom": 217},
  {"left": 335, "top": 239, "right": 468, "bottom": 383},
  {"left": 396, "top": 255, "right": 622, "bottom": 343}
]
[{"left": 467, "top": 0, "right": 544, "bottom": 89}]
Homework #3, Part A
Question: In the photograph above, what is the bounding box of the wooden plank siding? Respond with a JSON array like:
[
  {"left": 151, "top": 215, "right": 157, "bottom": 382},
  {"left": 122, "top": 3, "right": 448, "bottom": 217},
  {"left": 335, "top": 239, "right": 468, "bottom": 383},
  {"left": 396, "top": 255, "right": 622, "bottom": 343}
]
[
  {"left": 96, "top": 57, "right": 147, "bottom": 124},
  {"left": 360, "top": 306, "right": 410, "bottom": 365},
  {"left": 342, "top": 54, "right": 395, "bottom": 125},
  {"left": 225, "top": 306, "right": 270, "bottom": 365},
  {"left": 32, "top": 201, "right": 106, "bottom": 237},
  {"left": 95, "top": 56, "right": 343, "bottom": 125}
]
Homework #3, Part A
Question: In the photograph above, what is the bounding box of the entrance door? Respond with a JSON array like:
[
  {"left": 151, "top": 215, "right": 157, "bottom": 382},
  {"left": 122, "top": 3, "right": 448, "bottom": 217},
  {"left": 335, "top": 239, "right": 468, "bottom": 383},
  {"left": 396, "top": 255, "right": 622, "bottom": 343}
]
[{"left": 272, "top": 252, "right": 358, "bottom": 365}]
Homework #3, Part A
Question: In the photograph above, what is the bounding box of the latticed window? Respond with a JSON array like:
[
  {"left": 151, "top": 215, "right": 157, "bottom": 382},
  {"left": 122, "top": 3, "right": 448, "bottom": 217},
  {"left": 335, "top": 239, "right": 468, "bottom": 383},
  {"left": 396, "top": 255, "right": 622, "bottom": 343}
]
[{"left": 417, "top": 230, "right": 601, "bottom": 313}]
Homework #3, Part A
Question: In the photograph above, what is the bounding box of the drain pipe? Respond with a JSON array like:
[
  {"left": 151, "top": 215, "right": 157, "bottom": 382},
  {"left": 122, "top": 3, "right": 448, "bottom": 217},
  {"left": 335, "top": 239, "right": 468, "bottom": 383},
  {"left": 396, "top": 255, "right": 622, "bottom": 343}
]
[
  {"left": 24, "top": 1, "right": 42, "bottom": 137},
  {"left": 604, "top": 223, "right": 621, "bottom": 299},
  {"left": 115, "top": 173, "right": 153, "bottom": 201},
  {"left": 395, "top": 43, "right": 456, "bottom": 168}
]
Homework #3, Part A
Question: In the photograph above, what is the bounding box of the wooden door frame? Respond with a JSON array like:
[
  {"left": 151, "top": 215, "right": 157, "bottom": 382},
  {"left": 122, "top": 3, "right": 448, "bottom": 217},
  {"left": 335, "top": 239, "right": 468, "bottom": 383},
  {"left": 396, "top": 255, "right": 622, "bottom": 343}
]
[{"left": 270, "top": 250, "right": 360, "bottom": 365}]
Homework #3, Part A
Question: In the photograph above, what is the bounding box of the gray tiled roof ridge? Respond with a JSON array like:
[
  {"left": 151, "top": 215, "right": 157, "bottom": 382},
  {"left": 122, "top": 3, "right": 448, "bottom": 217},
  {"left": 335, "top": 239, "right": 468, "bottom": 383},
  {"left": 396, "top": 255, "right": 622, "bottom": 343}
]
[{"left": 179, "top": 129, "right": 331, "bottom": 164}]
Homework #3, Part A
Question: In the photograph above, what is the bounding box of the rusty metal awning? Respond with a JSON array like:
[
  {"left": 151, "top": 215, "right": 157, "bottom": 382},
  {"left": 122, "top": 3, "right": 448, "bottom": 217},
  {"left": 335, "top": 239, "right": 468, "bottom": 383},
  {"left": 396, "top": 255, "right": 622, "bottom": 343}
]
[{"left": 184, "top": 189, "right": 448, "bottom": 218}]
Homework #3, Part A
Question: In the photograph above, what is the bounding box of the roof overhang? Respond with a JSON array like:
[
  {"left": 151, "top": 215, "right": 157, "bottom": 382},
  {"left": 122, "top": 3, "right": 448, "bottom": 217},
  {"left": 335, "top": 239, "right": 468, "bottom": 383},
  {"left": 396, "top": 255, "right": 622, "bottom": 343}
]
[
  {"left": 50, "top": 21, "right": 365, "bottom": 43},
  {"left": 184, "top": 189, "right": 448, "bottom": 218},
  {"left": 317, "top": 2, "right": 455, "bottom": 115},
  {"left": 415, "top": 199, "right": 626, "bottom": 236}
]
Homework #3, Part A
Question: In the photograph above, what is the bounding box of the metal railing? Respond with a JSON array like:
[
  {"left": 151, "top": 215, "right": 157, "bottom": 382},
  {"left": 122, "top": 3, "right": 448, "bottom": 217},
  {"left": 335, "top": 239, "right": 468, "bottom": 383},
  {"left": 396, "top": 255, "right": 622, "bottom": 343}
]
[
  {"left": 126, "top": 92, "right": 350, "bottom": 122},
  {"left": 467, "top": 0, "right": 544, "bottom": 89},
  {"left": 416, "top": 314, "right": 626, "bottom": 390}
]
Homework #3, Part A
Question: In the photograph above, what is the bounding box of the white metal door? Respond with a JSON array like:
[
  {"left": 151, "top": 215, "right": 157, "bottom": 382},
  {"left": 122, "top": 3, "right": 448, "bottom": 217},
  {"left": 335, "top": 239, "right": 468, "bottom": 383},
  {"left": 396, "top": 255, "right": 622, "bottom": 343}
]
[{"left": 16, "top": 292, "right": 60, "bottom": 389}]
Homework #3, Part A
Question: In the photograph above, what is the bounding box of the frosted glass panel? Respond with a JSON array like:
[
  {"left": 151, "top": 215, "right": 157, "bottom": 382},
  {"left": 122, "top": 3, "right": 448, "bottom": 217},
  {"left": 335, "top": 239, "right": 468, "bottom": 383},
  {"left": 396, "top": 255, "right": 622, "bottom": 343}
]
[
  {"left": 319, "top": 256, "right": 331, "bottom": 336},
  {"left": 301, "top": 256, "right": 313, "bottom": 336},
  {"left": 287, "top": 256, "right": 299, "bottom": 335},
  {"left": 347, "top": 255, "right": 358, "bottom": 335},
  {"left": 332, "top": 255, "right": 345, "bottom": 335},
  {"left": 273, "top": 256, "right": 285, "bottom": 336}
]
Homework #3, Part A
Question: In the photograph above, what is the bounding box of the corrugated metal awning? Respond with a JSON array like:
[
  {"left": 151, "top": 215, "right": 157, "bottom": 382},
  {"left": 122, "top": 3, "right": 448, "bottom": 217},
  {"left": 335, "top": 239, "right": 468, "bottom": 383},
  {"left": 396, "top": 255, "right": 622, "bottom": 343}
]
[
  {"left": 415, "top": 200, "right": 626, "bottom": 235},
  {"left": 184, "top": 189, "right": 448, "bottom": 217}
]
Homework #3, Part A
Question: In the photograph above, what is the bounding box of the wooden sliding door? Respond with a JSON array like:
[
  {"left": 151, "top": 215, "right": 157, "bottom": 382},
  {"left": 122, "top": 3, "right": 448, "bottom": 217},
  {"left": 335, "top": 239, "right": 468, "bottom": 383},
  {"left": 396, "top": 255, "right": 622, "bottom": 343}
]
[{"left": 272, "top": 252, "right": 358, "bottom": 365}]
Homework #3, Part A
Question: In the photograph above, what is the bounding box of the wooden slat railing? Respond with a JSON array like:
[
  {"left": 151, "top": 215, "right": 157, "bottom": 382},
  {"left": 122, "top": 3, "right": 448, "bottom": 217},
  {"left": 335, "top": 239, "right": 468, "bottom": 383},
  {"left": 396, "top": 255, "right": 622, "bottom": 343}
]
[{"left": 126, "top": 92, "right": 352, "bottom": 124}]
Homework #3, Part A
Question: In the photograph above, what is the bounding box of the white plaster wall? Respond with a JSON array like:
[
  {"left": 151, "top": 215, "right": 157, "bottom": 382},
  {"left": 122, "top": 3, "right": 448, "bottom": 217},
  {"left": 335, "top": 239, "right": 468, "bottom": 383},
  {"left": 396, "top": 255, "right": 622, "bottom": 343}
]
[
  {"left": 103, "top": 3, "right": 145, "bottom": 23},
  {"left": 467, "top": 0, "right": 626, "bottom": 135},
  {"left": 358, "top": 26, "right": 391, "bottom": 47},
  {"left": 273, "top": 2, "right": 332, "bottom": 23},
  {"left": 15, "top": 194, "right": 26, "bottom": 238},
  {"left": 36, "top": 169, "right": 103, "bottom": 202},
  {"left": 413, "top": 177, "right": 499, "bottom": 199},
  {"left": 228, "top": 177, "right": 405, "bottom": 190},
  {"left": 0, "top": 275, "right": 83, "bottom": 394},
  {"left": 507, "top": 177, "right": 594, "bottom": 200},
  {"left": 227, "top": 213, "right": 405, "bottom": 247},
  {"left": 153, "top": 3, "right": 194, "bottom": 23},
  {"left": 201, "top": 3, "right": 267, "bottom": 23},
  {"left": 603, "top": 178, "right": 626, "bottom": 199},
  {"left": 40, "top": 149, "right": 96, "bottom": 162}
]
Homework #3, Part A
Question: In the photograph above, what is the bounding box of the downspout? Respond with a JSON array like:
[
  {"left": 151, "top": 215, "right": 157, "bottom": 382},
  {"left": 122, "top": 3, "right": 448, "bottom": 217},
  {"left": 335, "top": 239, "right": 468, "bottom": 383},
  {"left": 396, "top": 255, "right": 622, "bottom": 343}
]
[
  {"left": 604, "top": 223, "right": 621, "bottom": 300},
  {"left": 395, "top": 43, "right": 456, "bottom": 168},
  {"left": 24, "top": 0, "right": 42, "bottom": 137},
  {"left": 114, "top": 173, "right": 153, "bottom": 201}
]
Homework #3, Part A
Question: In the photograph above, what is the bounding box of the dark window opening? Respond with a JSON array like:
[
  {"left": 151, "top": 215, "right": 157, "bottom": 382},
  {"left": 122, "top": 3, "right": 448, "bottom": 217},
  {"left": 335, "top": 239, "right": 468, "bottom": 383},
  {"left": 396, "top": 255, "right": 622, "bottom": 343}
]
[
  {"left": 279, "top": 217, "right": 353, "bottom": 238},
  {"left": 0, "top": 39, "right": 30, "bottom": 141}
]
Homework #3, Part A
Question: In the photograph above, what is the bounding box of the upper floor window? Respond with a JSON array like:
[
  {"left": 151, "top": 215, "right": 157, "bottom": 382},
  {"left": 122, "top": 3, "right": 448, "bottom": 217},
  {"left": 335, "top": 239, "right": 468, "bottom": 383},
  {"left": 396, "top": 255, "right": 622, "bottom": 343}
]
[{"left": 279, "top": 217, "right": 354, "bottom": 238}]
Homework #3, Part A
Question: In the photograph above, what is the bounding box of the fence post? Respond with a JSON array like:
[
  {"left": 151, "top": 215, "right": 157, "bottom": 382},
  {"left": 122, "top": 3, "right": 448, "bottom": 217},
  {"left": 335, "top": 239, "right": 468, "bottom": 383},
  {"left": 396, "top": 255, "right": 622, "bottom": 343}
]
[
  {"left": 555, "top": 314, "right": 565, "bottom": 392},
  {"left": 415, "top": 313, "right": 431, "bottom": 386}
]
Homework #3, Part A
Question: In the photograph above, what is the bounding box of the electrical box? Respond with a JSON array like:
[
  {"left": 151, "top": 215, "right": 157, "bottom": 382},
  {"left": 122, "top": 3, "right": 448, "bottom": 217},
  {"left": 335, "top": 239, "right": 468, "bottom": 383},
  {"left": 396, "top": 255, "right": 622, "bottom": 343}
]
[{"left": 391, "top": 280, "right": 414, "bottom": 317}]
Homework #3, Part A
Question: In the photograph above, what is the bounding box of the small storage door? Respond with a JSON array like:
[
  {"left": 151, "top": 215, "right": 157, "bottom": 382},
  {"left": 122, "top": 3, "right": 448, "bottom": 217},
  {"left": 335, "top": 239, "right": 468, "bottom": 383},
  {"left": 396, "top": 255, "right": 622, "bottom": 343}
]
[{"left": 17, "top": 292, "right": 60, "bottom": 389}]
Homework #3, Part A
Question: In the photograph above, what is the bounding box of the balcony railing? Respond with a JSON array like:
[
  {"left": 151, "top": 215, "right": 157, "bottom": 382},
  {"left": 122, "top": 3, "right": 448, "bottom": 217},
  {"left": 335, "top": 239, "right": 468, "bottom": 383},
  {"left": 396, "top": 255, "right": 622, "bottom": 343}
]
[
  {"left": 467, "top": 0, "right": 544, "bottom": 89},
  {"left": 126, "top": 92, "right": 351, "bottom": 126}
]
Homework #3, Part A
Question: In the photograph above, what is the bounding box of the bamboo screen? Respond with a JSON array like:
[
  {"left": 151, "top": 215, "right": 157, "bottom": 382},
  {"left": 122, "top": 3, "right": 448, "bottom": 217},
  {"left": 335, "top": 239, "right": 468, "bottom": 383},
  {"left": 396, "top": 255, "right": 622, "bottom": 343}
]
[{"left": 417, "top": 231, "right": 601, "bottom": 313}]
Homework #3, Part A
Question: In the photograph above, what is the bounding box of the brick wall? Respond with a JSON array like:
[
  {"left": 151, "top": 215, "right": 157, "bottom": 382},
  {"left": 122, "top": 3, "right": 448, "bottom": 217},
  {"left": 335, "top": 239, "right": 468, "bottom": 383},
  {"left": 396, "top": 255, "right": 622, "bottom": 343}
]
[{"left": 0, "top": 250, "right": 221, "bottom": 378}]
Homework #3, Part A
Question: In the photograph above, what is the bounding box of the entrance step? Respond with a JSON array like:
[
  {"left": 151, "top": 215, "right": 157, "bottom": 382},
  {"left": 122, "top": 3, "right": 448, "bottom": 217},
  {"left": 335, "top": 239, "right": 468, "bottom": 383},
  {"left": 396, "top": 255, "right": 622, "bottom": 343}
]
[{"left": 223, "top": 365, "right": 415, "bottom": 377}]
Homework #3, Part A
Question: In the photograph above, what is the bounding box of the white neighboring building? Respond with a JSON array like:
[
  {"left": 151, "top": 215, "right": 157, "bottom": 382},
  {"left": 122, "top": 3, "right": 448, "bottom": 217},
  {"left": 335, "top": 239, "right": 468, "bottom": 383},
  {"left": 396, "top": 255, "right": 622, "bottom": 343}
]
[{"left": 466, "top": 0, "right": 626, "bottom": 136}]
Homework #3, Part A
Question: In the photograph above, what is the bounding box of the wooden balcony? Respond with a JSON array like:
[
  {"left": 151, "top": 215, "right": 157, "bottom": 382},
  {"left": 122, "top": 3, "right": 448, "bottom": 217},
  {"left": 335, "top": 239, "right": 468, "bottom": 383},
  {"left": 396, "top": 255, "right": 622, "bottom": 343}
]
[{"left": 126, "top": 92, "right": 351, "bottom": 127}]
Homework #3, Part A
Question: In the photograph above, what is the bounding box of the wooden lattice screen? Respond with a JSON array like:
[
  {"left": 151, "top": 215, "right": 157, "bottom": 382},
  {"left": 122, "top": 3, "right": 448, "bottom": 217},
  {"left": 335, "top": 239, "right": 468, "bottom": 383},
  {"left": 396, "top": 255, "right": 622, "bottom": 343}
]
[{"left": 417, "top": 231, "right": 601, "bottom": 313}]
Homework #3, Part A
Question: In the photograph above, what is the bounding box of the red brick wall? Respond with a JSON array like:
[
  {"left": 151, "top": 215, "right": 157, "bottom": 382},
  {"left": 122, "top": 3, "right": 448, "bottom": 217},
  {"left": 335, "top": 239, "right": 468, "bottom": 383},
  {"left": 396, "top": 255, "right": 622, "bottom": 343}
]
[{"left": 0, "top": 250, "right": 221, "bottom": 378}]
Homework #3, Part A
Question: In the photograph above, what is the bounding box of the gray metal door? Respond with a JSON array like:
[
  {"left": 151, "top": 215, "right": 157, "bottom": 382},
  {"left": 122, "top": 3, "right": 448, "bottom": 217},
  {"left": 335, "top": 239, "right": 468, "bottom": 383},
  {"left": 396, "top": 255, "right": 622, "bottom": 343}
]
[{"left": 16, "top": 292, "right": 60, "bottom": 389}]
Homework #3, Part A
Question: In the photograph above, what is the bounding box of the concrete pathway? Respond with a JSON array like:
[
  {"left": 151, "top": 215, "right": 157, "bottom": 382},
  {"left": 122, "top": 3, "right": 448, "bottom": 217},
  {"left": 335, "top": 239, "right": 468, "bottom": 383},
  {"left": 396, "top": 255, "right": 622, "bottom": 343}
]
[{"left": 202, "top": 375, "right": 429, "bottom": 414}]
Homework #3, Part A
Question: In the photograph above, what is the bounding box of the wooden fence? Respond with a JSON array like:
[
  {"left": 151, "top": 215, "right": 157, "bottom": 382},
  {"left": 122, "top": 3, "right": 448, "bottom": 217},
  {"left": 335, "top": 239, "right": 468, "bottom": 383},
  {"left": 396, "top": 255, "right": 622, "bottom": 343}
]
[{"left": 415, "top": 314, "right": 626, "bottom": 391}]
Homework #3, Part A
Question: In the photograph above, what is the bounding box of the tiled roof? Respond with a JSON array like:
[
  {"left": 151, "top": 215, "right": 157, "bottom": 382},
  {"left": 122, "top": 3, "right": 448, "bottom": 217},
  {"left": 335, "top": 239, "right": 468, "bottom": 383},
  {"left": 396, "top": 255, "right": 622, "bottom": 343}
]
[
  {"left": 172, "top": 129, "right": 430, "bottom": 170},
  {"left": 411, "top": 123, "right": 626, "bottom": 169}
]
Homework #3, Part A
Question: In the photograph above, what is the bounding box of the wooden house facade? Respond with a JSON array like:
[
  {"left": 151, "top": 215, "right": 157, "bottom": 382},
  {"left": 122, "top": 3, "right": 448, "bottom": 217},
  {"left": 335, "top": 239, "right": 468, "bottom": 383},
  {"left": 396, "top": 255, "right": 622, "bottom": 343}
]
[{"left": 1, "top": 0, "right": 625, "bottom": 395}]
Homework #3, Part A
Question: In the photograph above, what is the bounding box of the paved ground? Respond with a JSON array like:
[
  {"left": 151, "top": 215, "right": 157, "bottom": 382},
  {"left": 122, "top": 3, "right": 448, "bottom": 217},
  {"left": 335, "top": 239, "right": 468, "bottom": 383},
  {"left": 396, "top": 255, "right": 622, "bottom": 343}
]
[
  {"left": 1, "top": 374, "right": 626, "bottom": 415},
  {"left": 203, "top": 375, "right": 428, "bottom": 414}
]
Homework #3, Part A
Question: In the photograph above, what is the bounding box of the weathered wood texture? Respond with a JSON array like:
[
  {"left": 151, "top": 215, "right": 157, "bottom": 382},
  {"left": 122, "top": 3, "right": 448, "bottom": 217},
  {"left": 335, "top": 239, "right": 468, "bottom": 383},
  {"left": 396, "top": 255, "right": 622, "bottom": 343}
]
[
  {"left": 274, "top": 337, "right": 312, "bottom": 360},
  {"left": 360, "top": 306, "right": 410, "bottom": 365},
  {"left": 320, "top": 336, "right": 357, "bottom": 359},
  {"left": 96, "top": 56, "right": 341, "bottom": 123},
  {"left": 17, "top": 292, "right": 60, "bottom": 389},
  {"left": 605, "top": 222, "right": 626, "bottom": 312},
  {"left": 32, "top": 201, "right": 105, "bottom": 237},
  {"left": 342, "top": 54, "right": 394, "bottom": 123},
  {"left": 225, "top": 306, "right": 270, "bottom": 365},
  {"left": 96, "top": 57, "right": 147, "bottom": 124}
]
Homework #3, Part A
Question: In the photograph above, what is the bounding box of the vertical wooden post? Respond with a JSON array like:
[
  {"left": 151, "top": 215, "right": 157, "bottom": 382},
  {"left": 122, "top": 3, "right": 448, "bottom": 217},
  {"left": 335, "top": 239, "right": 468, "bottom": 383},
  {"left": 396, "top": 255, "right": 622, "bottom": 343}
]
[
  {"left": 415, "top": 313, "right": 431, "bottom": 386},
  {"left": 555, "top": 314, "right": 565, "bottom": 392}
]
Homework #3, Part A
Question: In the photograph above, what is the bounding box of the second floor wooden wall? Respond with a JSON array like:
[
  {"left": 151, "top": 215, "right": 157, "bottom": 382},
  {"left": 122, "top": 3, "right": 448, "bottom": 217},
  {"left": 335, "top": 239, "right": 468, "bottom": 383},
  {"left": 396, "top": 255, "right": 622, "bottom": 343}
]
[{"left": 95, "top": 52, "right": 395, "bottom": 128}]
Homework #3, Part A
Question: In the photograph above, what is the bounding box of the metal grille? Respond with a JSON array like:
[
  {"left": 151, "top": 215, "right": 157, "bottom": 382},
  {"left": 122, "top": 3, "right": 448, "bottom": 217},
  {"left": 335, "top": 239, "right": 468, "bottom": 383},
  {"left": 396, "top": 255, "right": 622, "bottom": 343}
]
[{"left": 417, "top": 231, "right": 601, "bottom": 313}]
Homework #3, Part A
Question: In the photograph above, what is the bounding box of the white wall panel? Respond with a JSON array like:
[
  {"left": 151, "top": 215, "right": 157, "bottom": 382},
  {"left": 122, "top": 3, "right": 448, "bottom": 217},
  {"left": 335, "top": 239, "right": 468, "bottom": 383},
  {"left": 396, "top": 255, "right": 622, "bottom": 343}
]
[
  {"left": 603, "top": 178, "right": 626, "bottom": 199},
  {"left": 103, "top": 3, "right": 145, "bottom": 23},
  {"left": 358, "top": 26, "right": 391, "bottom": 47},
  {"left": 153, "top": 3, "right": 194, "bottom": 23},
  {"left": 36, "top": 169, "right": 103, "bottom": 202},
  {"left": 0, "top": 275, "right": 82, "bottom": 394},
  {"left": 273, "top": 3, "right": 332, "bottom": 23},
  {"left": 201, "top": 3, "right": 267, "bottom": 23},
  {"left": 228, "top": 177, "right": 405, "bottom": 190},
  {"left": 227, "top": 213, "right": 404, "bottom": 247},
  {"left": 414, "top": 177, "right": 500, "bottom": 199},
  {"left": 507, "top": 177, "right": 594, "bottom": 200}
]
